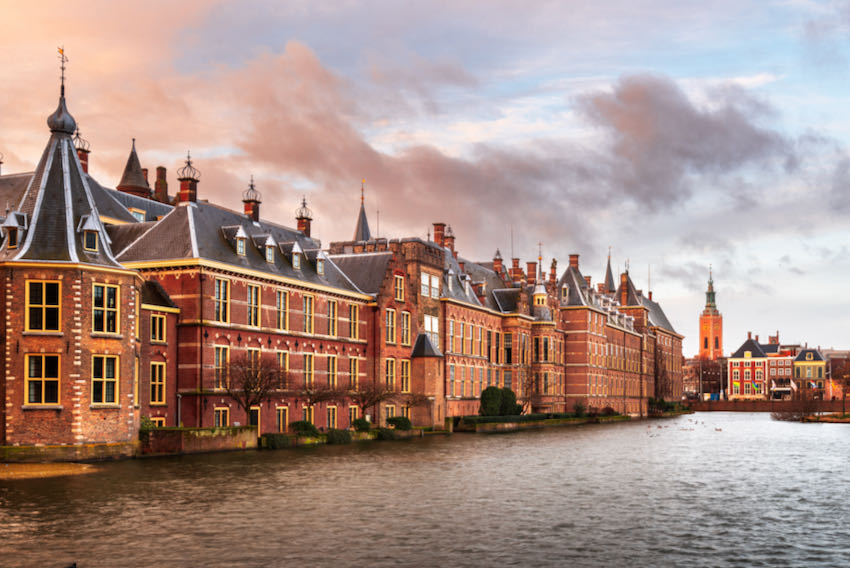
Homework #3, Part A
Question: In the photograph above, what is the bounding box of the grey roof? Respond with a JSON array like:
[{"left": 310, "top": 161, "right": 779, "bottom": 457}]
[
  {"left": 327, "top": 251, "right": 392, "bottom": 295},
  {"left": 117, "top": 143, "right": 150, "bottom": 194},
  {"left": 795, "top": 349, "right": 824, "bottom": 362},
  {"left": 604, "top": 256, "right": 616, "bottom": 293},
  {"left": 492, "top": 288, "right": 519, "bottom": 313},
  {"left": 353, "top": 202, "right": 371, "bottom": 241},
  {"left": 141, "top": 279, "right": 178, "bottom": 309},
  {"left": 761, "top": 343, "right": 780, "bottom": 355},
  {"left": 462, "top": 257, "right": 507, "bottom": 311},
  {"left": 639, "top": 294, "right": 677, "bottom": 334},
  {"left": 116, "top": 201, "right": 363, "bottom": 294},
  {"left": 410, "top": 333, "right": 443, "bottom": 358},
  {"left": 0, "top": 172, "right": 32, "bottom": 212},
  {"left": 86, "top": 175, "right": 143, "bottom": 223},
  {"left": 558, "top": 265, "right": 591, "bottom": 307},
  {"left": 100, "top": 180, "right": 171, "bottom": 221},
  {"left": 730, "top": 338, "right": 767, "bottom": 358},
  {"left": 442, "top": 251, "right": 482, "bottom": 306},
  {"left": 0, "top": 116, "right": 122, "bottom": 268}
]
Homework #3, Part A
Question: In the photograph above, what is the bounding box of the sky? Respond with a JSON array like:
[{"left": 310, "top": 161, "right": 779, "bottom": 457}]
[{"left": 2, "top": 0, "right": 850, "bottom": 356}]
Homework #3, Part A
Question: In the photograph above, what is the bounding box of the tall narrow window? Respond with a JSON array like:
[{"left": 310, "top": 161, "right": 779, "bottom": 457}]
[
  {"left": 92, "top": 355, "right": 118, "bottom": 404},
  {"left": 302, "top": 405, "right": 314, "bottom": 424},
  {"left": 303, "top": 295, "right": 314, "bottom": 334},
  {"left": 26, "top": 281, "right": 61, "bottom": 331},
  {"left": 349, "top": 357, "right": 359, "bottom": 389},
  {"left": 385, "top": 309, "right": 396, "bottom": 344},
  {"left": 276, "top": 406, "right": 289, "bottom": 432},
  {"left": 26, "top": 354, "right": 60, "bottom": 405},
  {"left": 424, "top": 315, "right": 439, "bottom": 346},
  {"left": 151, "top": 314, "right": 166, "bottom": 342},
  {"left": 430, "top": 275, "right": 440, "bottom": 298},
  {"left": 214, "top": 407, "right": 230, "bottom": 427},
  {"left": 421, "top": 272, "right": 429, "bottom": 296},
  {"left": 214, "top": 279, "right": 230, "bottom": 323},
  {"left": 400, "top": 359, "right": 410, "bottom": 393},
  {"left": 394, "top": 275, "right": 405, "bottom": 301},
  {"left": 276, "top": 290, "right": 288, "bottom": 330},
  {"left": 327, "top": 355, "right": 338, "bottom": 388},
  {"left": 265, "top": 245, "right": 275, "bottom": 263},
  {"left": 93, "top": 284, "right": 119, "bottom": 334},
  {"left": 327, "top": 406, "right": 337, "bottom": 429},
  {"left": 84, "top": 230, "right": 98, "bottom": 252},
  {"left": 349, "top": 304, "right": 359, "bottom": 339},
  {"left": 150, "top": 362, "right": 166, "bottom": 405},
  {"left": 504, "top": 333, "right": 513, "bottom": 365},
  {"left": 385, "top": 358, "right": 396, "bottom": 390},
  {"left": 401, "top": 311, "right": 411, "bottom": 346},
  {"left": 236, "top": 237, "right": 246, "bottom": 256},
  {"left": 214, "top": 346, "right": 229, "bottom": 390},
  {"left": 277, "top": 351, "right": 289, "bottom": 389},
  {"left": 328, "top": 300, "right": 338, "bottom": 336},
  {"left": 304, "top": 353, "right": 314, "bottom": 386},
  {"left": 7, "top": 227, "right": 18, "bottom": 249},
  {"left": 247, "top": 284, "right": 260, "bottom": 327}
]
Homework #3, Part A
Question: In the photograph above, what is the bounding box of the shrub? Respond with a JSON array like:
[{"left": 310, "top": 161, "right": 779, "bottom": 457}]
[
  {"left": 600, "top": 406, "right": 618, "bottom": 417},
  {"left": 375, "top": 427, "right": 399, "bottom": 441},
  {"left": 386, "top": 416, "right": 412, "bottom": 431},
  {"left": 326, "top": 428, "right": 352, "bottom": 445},
  {"left": 290, "top": 420, "right": 320, "bottom": 437},
  {"left": 499, "top": 388, "right": 521, "bottom": 416},
  {"left": 139, "top": 416, "right": 156, "bottom": 433},
  {"left": 262, "top": 433, "right": 294, "bottom": 449},
  {"left": 352, "top": 417, "right": 371, "bottom": 432},
  {"left": 586, "top": 406, "right": 599, "bottom": 418},
  {"left": 573, "top": 401, "right": 586, "bottom": 418},
  {"left": 479, "top": 386, "right": 503, "bottom": 416}
]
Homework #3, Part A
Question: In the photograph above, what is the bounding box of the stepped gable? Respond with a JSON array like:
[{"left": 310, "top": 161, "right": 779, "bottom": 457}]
[
  {"left": 0, "top": 90, "right": 121, "bottom": 267},
  {"left": 328, "top": 251, "right": 393, "bottom": 296},
  {"left": 117, "top": 200, "right": 362, "bottom": 293}
]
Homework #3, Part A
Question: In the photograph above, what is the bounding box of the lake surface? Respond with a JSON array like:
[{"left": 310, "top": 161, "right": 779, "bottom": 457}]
[{"left": 1, "top": 412, "right": 849, "bottom": 567}]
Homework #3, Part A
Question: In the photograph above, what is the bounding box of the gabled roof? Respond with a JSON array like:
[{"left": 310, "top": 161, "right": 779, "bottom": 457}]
[
  {"left": 328, "top": 251, "right": 392, "bottom": 296},
  {"left": 442, "top": 252, "right": 481, "bottom": 306},
  {"left": 795, "top": 349, "right": 824, "bottom": 362},
  {"left": 411, "top": 333, "right": 443, "bottom": 358},
  {"left": 557, "top": 265, "right": 591, "bottom": 307},
  {"left": 730, "top": 338, "right": 767, "bottom": 358},
  {"left": 617, "top": 271, "right": 678, "bottom": 334},
  {"left": 464, "top": 258, "right": 508, "bottom": 311}
]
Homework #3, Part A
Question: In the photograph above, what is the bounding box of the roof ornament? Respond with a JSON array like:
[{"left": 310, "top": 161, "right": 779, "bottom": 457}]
[
  {"left": 242, "top": 175, "right": 261, "bottom": 203},
  {"left": 59, "top": 46, "right": 67, "bottom": 97},
  {"left": 177, "top": 151, "right": 200, "bottom": 180},
  {"left": 361, "top": 178, "right": 365, "bottom": 204},
  {"left": 47, "top": 46, "right": 76, "bottom": 134},
  {"left": 295, "top": 195, "right": 313, "bottom": 220},
  {"left": 73, "top": 127, "right": 90, "bottom": 152}
]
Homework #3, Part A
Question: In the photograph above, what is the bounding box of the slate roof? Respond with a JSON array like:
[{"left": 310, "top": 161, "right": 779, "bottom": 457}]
[
  {"left": 0, "top": 96, "right": 122, "bottom": 268},
  {"left": 442, "top": 251, "right": 482, "bottom": 306},
  {"left": 604, "top": 256, "right": 616, "bottom": 293},
  {"left": 616, "top": 271, "right": 678, "bottom": 334},
  {"left": 141, "top": 279, "right": 178, "bottom": 309},
  {"left": 462, "top": 257, "right": 507, "bottom": 311},
  {"left": 795, "top": 349, "right": 824, "bottom": 362},
  {"left": 410, "top": 333, "right": 443, "bottom": 358},
  {"left": 558, "top": 265, "right": 592, "bottom": 307},
  {"left": 730, "top": 338, "right": 767, "bottom": 359},
  {"left": 353, "top": 201, "right": 371, "bottom": 241},
  {"left": 117, "top": 143, "right": 150, "bottom": 194},
  {"left": 0, "top": 173, "right": 32, "bottom": 212},
  {"left": 99, "top": 181, "right": 172, "bottom": 221},
  {"left": 327, "top": 251, "right": 392, "bottom": 296}
]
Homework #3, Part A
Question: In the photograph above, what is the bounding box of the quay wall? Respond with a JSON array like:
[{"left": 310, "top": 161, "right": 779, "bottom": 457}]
[{"left": 688, "top": 400, "right": 845, "bottom": 413}]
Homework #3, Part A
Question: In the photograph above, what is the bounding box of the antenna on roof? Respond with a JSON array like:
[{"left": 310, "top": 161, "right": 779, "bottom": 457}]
[
  {"left": 376, "top": 209, "right": 380, "bottom": 238},
  {"left": 58, "top": 46, "right": 68, "bottom": 96},
  {"left": 647, "top": 263, "right": 651, "bottom": 293},
  {"left": 510, "top": 224, "right": 514, "bottom": 258},
  {"left": 427, "top": 227, "right": 430, "bottom": 241}
]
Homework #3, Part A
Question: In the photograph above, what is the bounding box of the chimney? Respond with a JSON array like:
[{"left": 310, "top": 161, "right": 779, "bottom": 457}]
[
  {"left": 295, "top": 197, "right": 313, "bottom": 237},
  {"left": 433, "top": 223, "right": 446, "bottom": 246},
  {"left": 493, "top": 250, "right": 503, "bottom": 274},
  {"left": 527, "top": 262, "right": 537, "bottom": 285},
  {"left": 569, "top": 254, "right": 579, "bottom": 269},
  {"left": 649, "top": 291, "right": 653, "bottom": 301},
  {"left": 154, "top": 167, "right": 168, "bottom": 203},
  {"left": 549, "top": 259, "right": 557, "bottom": 284},
  {"left": 176, "top": 152, "right": 200, "bottom": 204},
  {"left": 619, "top": 273, "right": 628, "bottom": 306},
  {"left": 511, "top": 258, "right": 521, "bottom": 282},
  {"left": 584, "top": 275, "right": 592, "bottom": 287},
  {"left": 242, "top": 176, "right": 261, "bottom": 222},
  {"left": 748, "top": 331, "right": 752, "bottom": 340},
  {"left": 459, "top": 261, "right": 465, "bottom": 273},
  {"left": 755, "top": 334, "right": 760, "bottom": 343},
  {"left": 142, "top": 168, "right": 149, "bottom": 184},
  {"left": 444, "top": 225, "right": 456, "bottom": 252}
]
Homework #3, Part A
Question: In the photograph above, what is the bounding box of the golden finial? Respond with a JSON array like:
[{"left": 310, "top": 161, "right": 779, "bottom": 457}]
[{"left": 361, "top": 178, "right": 365, "bottom": 203}]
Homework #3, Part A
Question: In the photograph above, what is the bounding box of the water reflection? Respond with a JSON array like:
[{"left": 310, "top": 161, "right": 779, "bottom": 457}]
[{"left": 2, "top": 413, "right": 849, "bottom": 567}]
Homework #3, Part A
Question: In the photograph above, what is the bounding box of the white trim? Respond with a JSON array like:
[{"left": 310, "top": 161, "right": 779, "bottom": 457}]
[
  {"left": 188, "top": 205, "right": 200, "bottom": 258},
  {"left": 16, "top": 138, "right": 57, "bottom": 260}
]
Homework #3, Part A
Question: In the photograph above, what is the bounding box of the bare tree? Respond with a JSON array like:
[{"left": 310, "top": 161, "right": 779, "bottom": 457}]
[
  {"left": 654, "top": 343, "right": 672, "bottom": 401},
  {"left": 224, "top": 353, "right": 284, "bottom": 425},
  {"left": 517, "top": 367, "right": 542, "bottom": 414},
  {"left": 348, "top": 381, "right": 399, "bottom": 423},
  {"left": 294, "top": 378, "right": 346, "bottom": 409}
]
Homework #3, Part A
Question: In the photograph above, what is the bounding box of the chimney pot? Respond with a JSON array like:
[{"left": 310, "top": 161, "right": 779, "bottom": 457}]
[
  {"left": 569, "top": 254, "right": 579, "bottom": 269},
  {"left": 154, "top": 166, "right": 168, "bottom": 203},
  {"left": 526, "top": 262, "right": 537, "bottom": 285},
  {"left": 432, "top": 223, "right": 446, "bottom": 246},
  {"left": 584, "top": 275, "right": 592, "bottom": 286},
  {"left": 748, "top": 331, "right": 752, "bottom": 340}
]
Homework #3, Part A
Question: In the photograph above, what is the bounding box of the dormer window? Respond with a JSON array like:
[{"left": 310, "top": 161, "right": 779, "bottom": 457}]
[
  {"left": 317, "top": 258, "right": 325, "bottom": 275},
  {"left": 7, "top": 227, "right": 17, "bottom": 249},
  {"left": 534, "top": 294, "right": 546, "bottom": 306},
  {"left": 236, "top": 237, "right": 246, "bottom": 256},
  {"left": 265, "top": 245, "right": 274, "bottom": 263},
  {"left": 84, "top": 230, "right": 98, "bottom": 252},
  {"left": 293, "top": 253, "right": 301, "bottom": 270}
]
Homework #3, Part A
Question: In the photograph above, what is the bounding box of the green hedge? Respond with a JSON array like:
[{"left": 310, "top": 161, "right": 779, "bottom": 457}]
[
  {"left": 262, "top": 433, "right": 295, "bottom": 449},
  {"left": 375, "top": 427, "right": 400, "bottom": 441},
  {"left": 326, "top": 428, "right": 352, "bottom": 445},
  {"left": 386, "top": 416, "right": 412, "bottom": 431},
  {"left": 290, "top": 420, "right": 321, "bottom": 437},
  {"left": 352, "top": 417, "right": 371, "bottom": 432}
]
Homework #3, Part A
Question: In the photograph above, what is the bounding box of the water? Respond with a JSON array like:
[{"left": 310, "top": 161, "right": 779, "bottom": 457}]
[{"left": 1, "top": 412, "right": 849, "bottom": 567}]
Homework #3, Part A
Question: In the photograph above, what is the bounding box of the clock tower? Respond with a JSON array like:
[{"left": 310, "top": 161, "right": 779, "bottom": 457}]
[{"left": 699, "top": 270, "right": 723, "bottom": 360}]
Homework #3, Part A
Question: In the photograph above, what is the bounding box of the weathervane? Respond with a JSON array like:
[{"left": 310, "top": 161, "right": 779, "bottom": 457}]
[
  {"left": 361, "top": 178, "right": 365, "bottom": 203},
  {"left": 58, "top": 46, "right": 68, "bottom": 96}
]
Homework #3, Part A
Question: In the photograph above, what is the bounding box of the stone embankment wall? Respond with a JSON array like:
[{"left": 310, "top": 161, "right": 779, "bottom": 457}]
[
  {"left": 688, "top": 400, "right": 845, "bottom": 413},
  {"left": 139, "top": 427, "right": 257, "bottom": 456}
]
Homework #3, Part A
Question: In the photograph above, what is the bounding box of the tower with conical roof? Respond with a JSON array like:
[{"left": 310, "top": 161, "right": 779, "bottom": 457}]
[
  {"left": 698, "top": 268, "right": 723, "bottom": 360},
  {"left": 116, "top": 138, "right": 150, "bottom": 198},
  {"left": 353, "top": 179, "right": 371, "bottom": 242}
]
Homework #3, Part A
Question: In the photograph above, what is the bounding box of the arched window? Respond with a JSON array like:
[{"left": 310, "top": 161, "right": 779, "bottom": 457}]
[
  {"left": 704, "top": 337, "right": 708, "bottom": 349},
  {"left": 714, "top": 337, "right": 719, "bottom": 349}
]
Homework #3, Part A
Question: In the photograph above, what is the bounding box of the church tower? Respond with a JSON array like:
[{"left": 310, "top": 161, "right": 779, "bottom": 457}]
[{"left": 699, "top": 269, "right": 723, "bottom": 360}]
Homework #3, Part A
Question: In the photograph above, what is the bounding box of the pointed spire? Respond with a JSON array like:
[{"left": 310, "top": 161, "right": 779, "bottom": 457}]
[
  {"left": 47, "top": 47, "right": 76, "bottom": 135},
  {"left": 705, "top": 265, "right": 717, "bottom": 309},
  {"left": 604, "top": 247, "right": 616, "bottom": 293},
  {"left": 353, "top": 179, "right": 371, "bottom": 241},
  {"left": 116, "top": 138, "right": 150, "bottom": 197}
]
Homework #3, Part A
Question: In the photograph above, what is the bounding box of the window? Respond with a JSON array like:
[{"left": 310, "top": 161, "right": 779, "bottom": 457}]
[
  {"left": 327, "top": 355, "right": 338, "bottom": 388},
  {"left": 424, "top": 315, "right": 439, "bottom": 346},
  {"left": 151, "top": 314, "right": 166, "bottom": 342},
  {"left": 449, "top": 364, "right": 455, "bottom": 397},
  {"left": 84, "top": 230, "right": 98, "bottom": 252},
  {"left": 349, "top": 405, "right": 359, "bottom": 425},
  {"left": 386, "top": 309, "right": 396, "bottom": 344},
  {"left": 421, "top": 273, "right": 429, "bottom": 296},
  {"left": 214, "top": 407, "right": 230, "bottom": 427},
  {"left": 26, "top": 281, "right": 60, "bottom": 331},
  {"left": 276, "top": 407, "right": 289, "bottom": 432},
  {"left": 744, "top": 382, "right": 752, "bottom": 395},
  {"left": 302, "top": 405, "right": 314, "bottom": 424},
  {"left": 732, "top": 370, "right": 739, "bottom": 381},
  {"left": 448, "top": 320, "right": 454, "bottom": 353},
  {"left": 304, "top": 353, "right": 314, "bottom": 386},
  {"left": 265, "top": 245, "right": 274, "bottom": 263},
  {"left": 400, "top": 359, "right": 410, "bottom": 393},
  {"left": 26, "top": 354, "right": 59, "bottom": 405},
  {"left": 349, "top": 305, "right": 359, "bottom": 339},
  {"left": 214, "top": 279, "right": 230, "bottom": 323},
  {"left": 328, "top": 300, "right": 338, "bottom": 336},
  {"left": 504, "top": 333, "right": 513, "bottom": 365},
  {"left": 247, "top": 284, "right": 260, "bottom": 327},
  {"left": 250, "top": 406, "right": 261, "bottom": 431},
  {"left": 327, "top": 406, "right": 337, "bottom": 429},
  {"left": 134, "top": 356, "right": 139, "bottom": 408},
  {"left": 756, "top": 370, "right": 764, "bottom": 381},
  {"left": 401, "top": 311, "right": 411, "bottom": 346},
  {"left": 401, "top": 406, "right": 411, "bottom": 419},
  {"left": 430, "top": 275, "right": 439, "bottom": 298},
  {"left": 385, "top": 358, "right": 396, "bottom": 390},
  {"left": 277, "top": 351, "right": 289, "bottom": 388},
  {"left": 733, "top": 383, "right": 740, "bottom": 395},
  {"left": 317, "top": 258, "right": 325, "bottom": 275},
  {"left": 247, "top": 348, "right": 261, "bottom": 377},
  {"left": 385, "top": 405, "right": 396, "bottom": 421},
  {"left": 236, "top": 237, "right": 246, "bottom": 256},
  {"left": 349, "top": 357, "right": 359, "bottom": 389},
  {"left": 276, "top": 290, "right": 288, "bottom": 330},
  {"left": 7, "top": 227, "right": 17, "bottom": 248},
  {"left": 150, "top": 417, "right": 166, "bottom": 427},
  {"left": 150, "top": 362, "right": 165, "bottom": 405},
  {"left": 394, "top": 275, "right": 405, "bottom": 301},
  {"left": 214, "top": 346, "right": 229, "bottom": 389},
  {"left": 303, "top": 295, "right": 314, "bottom": 334},
  {"left": 93, "top": 284, "right": 119, "bottom": 333},
  {"left": 292, "top": 253, "right": 301, "bottom": 270}
]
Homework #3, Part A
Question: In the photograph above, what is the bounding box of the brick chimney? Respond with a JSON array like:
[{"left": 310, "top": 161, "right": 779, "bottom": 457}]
[
  {"left": 619, "top": 272, "right": 628, "bottom": 305},
  {"left": 569, "top": 254, "right": 579, "bottom": 269},
  {"left": 755, "top": 334, "right": 760, "bottom": 343},
  {"left": 527, "top": 262, "right": 537, "bottom": 285},
  {"left": 433, "top": 223, "right": 446, "bottom": 246},
  {"left": 584, "top": 275, "right": 592, "bottom": 287},
  {"left": 748, "top": 331, "right": 752, "bottom": 340},
  {"left": 295, "top": 196, "right": 313, "bottom": 237},
  {"left": 648, "top": 291, "right": 653, "bottom": 301},
  {"left": 459, "top": 261, "right": 465, "bottom": 273},
  {"left": 154, "top": 167, "right": 168, "bottom": 203},
  {"left": 176, "top": 152, "right": 200, "bottom": 204},
  {"left": 549, "top": 259, "right": 557, "bottom": 284},
  {"left": 511, "top": 257, "right": 521, "bottom": 282}
]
